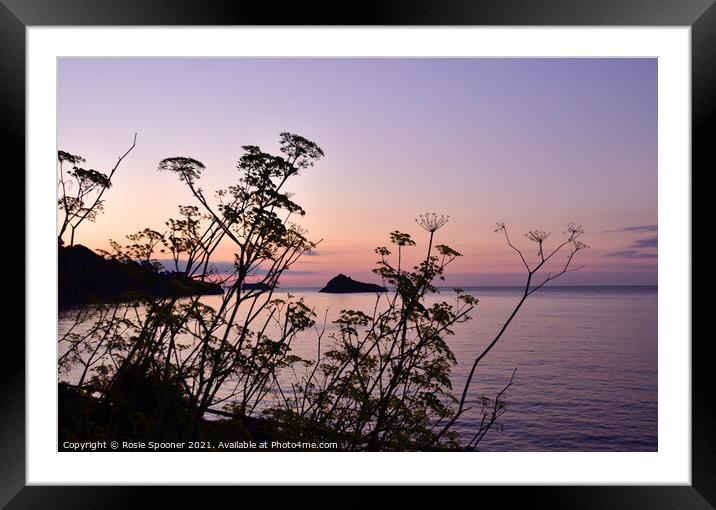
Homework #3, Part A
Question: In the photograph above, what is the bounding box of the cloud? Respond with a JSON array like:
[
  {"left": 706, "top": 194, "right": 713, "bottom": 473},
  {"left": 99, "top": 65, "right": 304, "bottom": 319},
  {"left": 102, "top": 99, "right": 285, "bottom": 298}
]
[
  {"left": 281, "top": 269, "right": 322, "bottom": 276},
  {"left": 606, "top": 250, "right": 658, "bottom": 259},
  {"left": 603, "top": 232, "right": 658, "bottom": 259},
  {"left": 632, "top": 236, "right": 658, "bottom": 248},
  {"left": 603, "top": 224, "right": 658, "bottom": 233},
  {"left": 623, "top": 225, "right": 658, "bottom": 232}
]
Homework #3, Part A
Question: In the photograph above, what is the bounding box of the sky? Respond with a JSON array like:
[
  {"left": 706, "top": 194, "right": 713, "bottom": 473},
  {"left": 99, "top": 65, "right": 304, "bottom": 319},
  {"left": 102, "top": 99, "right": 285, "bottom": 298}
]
[{"left": 57, "top": 58, "right": 657, "bottom": 286}]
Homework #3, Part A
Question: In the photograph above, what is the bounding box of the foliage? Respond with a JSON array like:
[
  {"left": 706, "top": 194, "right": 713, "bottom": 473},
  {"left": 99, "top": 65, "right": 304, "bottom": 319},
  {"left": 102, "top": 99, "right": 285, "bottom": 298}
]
[
  {"left": 57, "top": 134, "right": 136, "bottom": 247},
  {"left": 58, "top": 133, "right": 586, "bottom": 451}
]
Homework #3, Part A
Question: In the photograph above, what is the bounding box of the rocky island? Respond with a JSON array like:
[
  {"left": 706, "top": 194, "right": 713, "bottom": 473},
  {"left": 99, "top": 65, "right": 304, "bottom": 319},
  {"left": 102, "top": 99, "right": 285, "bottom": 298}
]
[{"left": 319, "top": 274, "right": 387, "bottom": 293}]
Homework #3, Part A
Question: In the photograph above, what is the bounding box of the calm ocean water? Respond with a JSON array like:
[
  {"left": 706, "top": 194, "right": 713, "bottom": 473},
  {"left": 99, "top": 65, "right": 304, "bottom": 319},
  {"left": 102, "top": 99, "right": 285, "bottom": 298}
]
[
  {"left": 59, "top": 286, "right": 657, "bottom": 451},
  {"left": 249, "top": 286, "right": 657, "bottom": 452}
]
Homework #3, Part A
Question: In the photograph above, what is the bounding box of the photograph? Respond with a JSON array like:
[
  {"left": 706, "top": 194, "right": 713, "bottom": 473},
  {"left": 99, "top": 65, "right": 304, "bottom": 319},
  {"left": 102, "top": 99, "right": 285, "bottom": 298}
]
[{"left": 56, "top": 57, "right": 659, "bottom": 453}]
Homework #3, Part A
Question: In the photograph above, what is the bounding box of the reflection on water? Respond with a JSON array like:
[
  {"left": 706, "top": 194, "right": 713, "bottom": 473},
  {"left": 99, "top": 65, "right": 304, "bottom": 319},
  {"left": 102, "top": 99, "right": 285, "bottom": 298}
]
[{"left": 59, "top": 286, "right": 657, "bottom": 451}]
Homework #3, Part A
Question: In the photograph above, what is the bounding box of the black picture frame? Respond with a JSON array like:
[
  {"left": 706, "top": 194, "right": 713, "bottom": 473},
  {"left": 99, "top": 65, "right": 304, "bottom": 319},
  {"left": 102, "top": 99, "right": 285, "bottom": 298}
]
[{"left": 2, "top": 0, "right": 711, "bottom": 506}]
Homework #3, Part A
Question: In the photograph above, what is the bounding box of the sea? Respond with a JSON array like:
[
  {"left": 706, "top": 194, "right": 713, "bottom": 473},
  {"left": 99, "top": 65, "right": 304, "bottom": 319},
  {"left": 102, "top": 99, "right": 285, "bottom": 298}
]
[{"left": 59, "top": 285, "right": 658, "bottom": 451}]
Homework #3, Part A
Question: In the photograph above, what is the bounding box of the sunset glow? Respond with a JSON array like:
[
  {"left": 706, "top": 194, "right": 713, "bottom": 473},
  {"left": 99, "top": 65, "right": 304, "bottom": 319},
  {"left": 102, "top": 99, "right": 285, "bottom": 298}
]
[{"left": 58, "top": 58, "right": 657, "bottom": 286}]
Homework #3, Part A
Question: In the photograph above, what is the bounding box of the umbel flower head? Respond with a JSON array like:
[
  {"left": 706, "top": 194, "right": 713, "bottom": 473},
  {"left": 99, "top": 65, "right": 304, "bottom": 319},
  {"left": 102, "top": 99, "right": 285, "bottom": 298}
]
[
  {"left": 525, "top": 230, "right": 550, "bottom": 243},
  {"left": 416, "top": 212, "right": 449, "bottom": 233}
]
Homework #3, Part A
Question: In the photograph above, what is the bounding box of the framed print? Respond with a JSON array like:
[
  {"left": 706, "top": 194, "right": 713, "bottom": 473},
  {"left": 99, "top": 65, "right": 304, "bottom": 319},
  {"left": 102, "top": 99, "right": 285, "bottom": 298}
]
[{"left": 3, "top": 0, "right": 713, "bottom": 506}]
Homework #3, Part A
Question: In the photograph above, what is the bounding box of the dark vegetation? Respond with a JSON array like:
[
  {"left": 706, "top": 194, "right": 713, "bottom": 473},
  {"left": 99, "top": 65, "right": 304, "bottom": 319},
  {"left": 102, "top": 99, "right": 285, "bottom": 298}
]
[
  {"left": 59, "top": 244, "right": 222, "bottom": 306},
  {"left": 57, "top": 135, "right": 223, "bottom": 307},
  {"left": 58, "top": 133, "right": 587, "bottom": 451}
]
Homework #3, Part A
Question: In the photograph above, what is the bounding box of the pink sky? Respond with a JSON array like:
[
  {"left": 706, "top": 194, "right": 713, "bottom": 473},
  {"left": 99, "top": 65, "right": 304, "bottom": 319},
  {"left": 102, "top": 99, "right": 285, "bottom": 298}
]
[{"left": 57, "top": 58, "right": 657, "bottom": 286}]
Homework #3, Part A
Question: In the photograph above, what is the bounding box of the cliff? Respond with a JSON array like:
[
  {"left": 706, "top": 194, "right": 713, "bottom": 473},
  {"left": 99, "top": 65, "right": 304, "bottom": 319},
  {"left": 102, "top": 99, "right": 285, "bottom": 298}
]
[{"left": 58, "top": 244, "right": 223, "bottom": 307}]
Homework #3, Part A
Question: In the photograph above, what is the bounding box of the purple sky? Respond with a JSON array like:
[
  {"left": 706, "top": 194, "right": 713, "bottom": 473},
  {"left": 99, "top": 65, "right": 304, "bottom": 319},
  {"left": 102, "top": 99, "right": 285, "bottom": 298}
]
[{"left": 58, "top": 58, "right": 657, "bottom": 286}]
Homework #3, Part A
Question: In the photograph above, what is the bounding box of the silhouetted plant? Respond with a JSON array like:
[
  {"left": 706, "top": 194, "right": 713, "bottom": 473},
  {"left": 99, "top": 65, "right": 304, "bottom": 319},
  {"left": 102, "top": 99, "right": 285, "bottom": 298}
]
[
  {"left": 262, "top": 219, "right": 470, "bottom": 450},
  {"left": 261, "top": 215, "right": 586, "bottom": 450},
  {"left": 65, "top": 133, "right": 324, "bottom": 441},
  {"left": 57, "top": 134, "right": 136, "bottom": 247},
  {"left": 432, "top": 221, "right": 588, "bottom": 445},
  {"left": 58, "top": 133, "right": 587, "bottom": 451}
]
